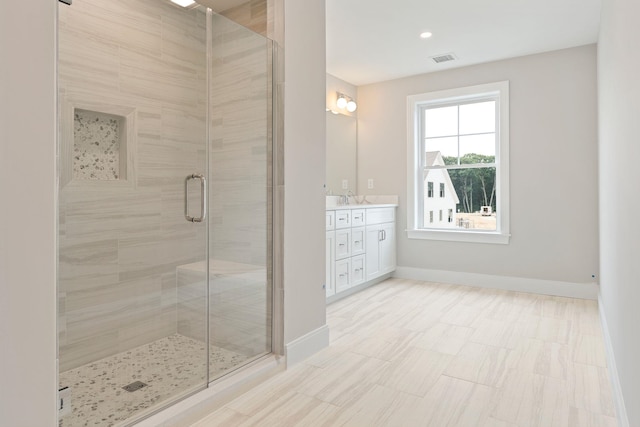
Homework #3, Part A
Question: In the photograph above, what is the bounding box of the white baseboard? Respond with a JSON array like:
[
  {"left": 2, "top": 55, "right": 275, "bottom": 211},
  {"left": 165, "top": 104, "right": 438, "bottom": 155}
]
[
  {"left": 326, "top": 273, "right": 392, "bottom": 305},
  {"left": 285, "top": 324, "right": 330, "bottom": 367},
  {"left": 598, "top": 294, "right": 629, "bottom": 427},
  {"left": 394, "top": 266, "right": 598, "bottom": 300}
]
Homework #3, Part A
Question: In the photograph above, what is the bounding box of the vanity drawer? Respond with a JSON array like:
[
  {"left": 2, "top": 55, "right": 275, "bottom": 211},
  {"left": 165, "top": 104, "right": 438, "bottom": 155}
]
[
  {"left": 335, "top": 210, "right": 351, "bottom": 229},
  {"left": 351, "top": 255, "right": 365, "bottom": 286},
  {"left": 351, "top": 209, "right": 365, "bottom": 226},
  {"left": 366, "top": 207, "right": 395, "bottom": 225},
  {"left": 335, "top": 228, "right": 351, "bottom": 260},
  {"left": 351, "top": 227, "right": 365, "bottom": 256},
  {"left": 326, "top": 211, "right": 335, "bottom": 230},
  {"left": 335, "top": 258, "right": 351, "bottom": 292}
]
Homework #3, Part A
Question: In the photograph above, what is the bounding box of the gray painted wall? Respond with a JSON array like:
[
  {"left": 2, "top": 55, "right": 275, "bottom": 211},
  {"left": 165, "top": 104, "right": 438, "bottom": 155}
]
[
  {"left": 598, "top": 0, "right": 640, "bottom": 424},
  {"left": 357, "top": 45, "right": 599, "bottom": 285},
  {"left": 0, "top": 0, "right": 58, "bottom": 425},
  {"left": 283, "top": 0, "right": 327, "bottom": 344}
]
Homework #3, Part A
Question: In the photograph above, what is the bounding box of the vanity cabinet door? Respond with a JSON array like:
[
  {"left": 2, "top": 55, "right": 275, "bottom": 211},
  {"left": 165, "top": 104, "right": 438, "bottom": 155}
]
[
  {"left": 379, "top": 222, "right": 396, "bottom": 275},
  {"left": 365, "top": 221, "right": 396, "bottom": 281},
  {"left": 365, "top": 226, "right": 382, "bottom": 281}
]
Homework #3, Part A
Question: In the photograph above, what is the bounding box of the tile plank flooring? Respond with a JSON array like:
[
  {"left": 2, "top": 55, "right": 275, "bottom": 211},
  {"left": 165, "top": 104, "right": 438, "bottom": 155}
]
[{"left": 192, "top": 278, "right": 618, "bottom": 427}]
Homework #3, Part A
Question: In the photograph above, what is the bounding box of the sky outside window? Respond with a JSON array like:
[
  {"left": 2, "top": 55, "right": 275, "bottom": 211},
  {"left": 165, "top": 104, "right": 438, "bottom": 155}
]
[{"left": 424, "top": 101, "right": 496, "bottom": 159}]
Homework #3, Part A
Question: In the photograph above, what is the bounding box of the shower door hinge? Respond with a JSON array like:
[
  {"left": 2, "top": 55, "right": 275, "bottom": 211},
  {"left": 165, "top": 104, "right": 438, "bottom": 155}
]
[
  {"left": 58, "top": 387, "right": 71, "bottom": 418},
  {"left": 58, "top": 0, "right": 72, "bottom": 5}
]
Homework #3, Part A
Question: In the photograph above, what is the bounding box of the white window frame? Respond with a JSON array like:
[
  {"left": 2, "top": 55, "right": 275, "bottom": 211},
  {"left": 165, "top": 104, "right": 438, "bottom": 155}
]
[{"left": 406, "top": 81, "right": 510, "bottom": 244}]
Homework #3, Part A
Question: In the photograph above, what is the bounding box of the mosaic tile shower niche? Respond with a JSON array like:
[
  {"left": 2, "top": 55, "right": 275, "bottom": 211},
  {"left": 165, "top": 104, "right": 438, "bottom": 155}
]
[{"left": 73, "top": 109, "right": 125, "bottom": 181}]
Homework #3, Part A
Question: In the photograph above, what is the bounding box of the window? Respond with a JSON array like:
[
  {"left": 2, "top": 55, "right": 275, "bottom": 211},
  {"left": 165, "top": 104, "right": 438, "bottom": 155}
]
[{"left": 407, "top": 81, "right": 510, "bottom": 244}]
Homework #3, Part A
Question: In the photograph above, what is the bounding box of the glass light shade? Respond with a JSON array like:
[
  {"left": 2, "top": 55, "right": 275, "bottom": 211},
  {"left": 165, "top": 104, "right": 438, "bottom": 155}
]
[
  {"left": 336, "top": 96, "right": 348, "bottom": 109},
  {"left": 346, "top": 100, "right": 357, "bottom": 112}
]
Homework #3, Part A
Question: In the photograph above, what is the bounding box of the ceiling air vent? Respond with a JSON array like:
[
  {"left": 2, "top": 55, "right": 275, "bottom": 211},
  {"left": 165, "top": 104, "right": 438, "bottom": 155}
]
[{"left": 430, "top": 53, "right": 457, "bottom": 64}]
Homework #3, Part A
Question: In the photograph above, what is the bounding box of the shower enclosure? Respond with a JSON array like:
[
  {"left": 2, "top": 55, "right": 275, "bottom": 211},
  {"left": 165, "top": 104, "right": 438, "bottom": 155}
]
[{"left": 57, "top": 1, "right": 276, "bottom": 425}]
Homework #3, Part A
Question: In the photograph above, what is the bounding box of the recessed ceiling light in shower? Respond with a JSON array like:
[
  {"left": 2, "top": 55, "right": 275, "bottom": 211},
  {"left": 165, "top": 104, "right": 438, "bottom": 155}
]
[{"left": 170, "top": 0, "right": 196, "bottom": 7}]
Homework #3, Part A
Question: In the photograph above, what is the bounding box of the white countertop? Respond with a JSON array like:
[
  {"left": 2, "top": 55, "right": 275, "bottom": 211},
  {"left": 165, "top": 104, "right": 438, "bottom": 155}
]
[
  {"left": 326, "top": 203, "right": 398, "bottom": 210},
  {"left": 326, "top": 194, "right": 399, "bottom": 209}
]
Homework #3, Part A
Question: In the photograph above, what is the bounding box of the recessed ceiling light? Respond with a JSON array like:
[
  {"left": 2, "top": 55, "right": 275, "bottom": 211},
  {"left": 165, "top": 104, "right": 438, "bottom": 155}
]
[
  {"left": 420, "top": 32, "right": 433, "bottom": 39},
  {"left": 170, "top": 0, "right": 196, "bottom": 7}
]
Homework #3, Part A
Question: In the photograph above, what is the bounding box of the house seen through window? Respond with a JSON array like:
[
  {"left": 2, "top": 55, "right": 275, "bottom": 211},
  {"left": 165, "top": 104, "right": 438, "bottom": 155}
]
[{"left": 407, "top": 81, "right": 510, "bottom": 244}]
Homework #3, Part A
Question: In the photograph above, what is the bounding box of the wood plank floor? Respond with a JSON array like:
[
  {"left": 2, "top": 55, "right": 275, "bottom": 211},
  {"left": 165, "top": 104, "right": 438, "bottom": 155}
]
[{"left": 192, "top": 278, "right": 618, "bottom": 427}]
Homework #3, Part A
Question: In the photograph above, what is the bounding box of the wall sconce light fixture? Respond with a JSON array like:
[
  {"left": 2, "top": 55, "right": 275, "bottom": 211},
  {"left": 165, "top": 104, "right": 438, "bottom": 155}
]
[{"left": 336, "top": 92, "right": 357, "bottom": 113}]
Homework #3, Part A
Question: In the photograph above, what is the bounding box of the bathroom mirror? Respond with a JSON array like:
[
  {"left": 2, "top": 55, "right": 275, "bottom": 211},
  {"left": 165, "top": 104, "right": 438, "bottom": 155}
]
[{"left": 326, "top": 111, "right": 357, "bottom": 195}]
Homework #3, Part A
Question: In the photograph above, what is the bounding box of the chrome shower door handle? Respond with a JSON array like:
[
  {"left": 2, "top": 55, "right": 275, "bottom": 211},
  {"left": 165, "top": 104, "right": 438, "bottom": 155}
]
[{"left": 184, "top": 173, "right": 207, "bottom": 223}]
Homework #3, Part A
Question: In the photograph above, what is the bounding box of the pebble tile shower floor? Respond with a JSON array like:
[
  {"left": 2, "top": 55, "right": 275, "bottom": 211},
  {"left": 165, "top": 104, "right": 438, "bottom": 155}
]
[{"left": 59, "top": 334, "right": 249, "bottom": 427}]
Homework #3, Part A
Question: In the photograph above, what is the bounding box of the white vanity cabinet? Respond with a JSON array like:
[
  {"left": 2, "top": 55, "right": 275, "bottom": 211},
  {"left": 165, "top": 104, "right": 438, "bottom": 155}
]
[{"left": 326, "top": 205, "right": 396, "bottom": 301}]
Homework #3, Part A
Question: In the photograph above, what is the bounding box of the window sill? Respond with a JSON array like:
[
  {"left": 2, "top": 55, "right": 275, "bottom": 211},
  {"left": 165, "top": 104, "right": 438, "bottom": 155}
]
[{"left": 407, "top": 228, "right": 510, "bottom": 244}]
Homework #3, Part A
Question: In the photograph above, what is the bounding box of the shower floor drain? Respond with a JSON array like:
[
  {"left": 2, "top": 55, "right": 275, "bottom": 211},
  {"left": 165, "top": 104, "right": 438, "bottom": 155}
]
[{"left": 122, "top": 381, "right": 147, "bottom": 392}]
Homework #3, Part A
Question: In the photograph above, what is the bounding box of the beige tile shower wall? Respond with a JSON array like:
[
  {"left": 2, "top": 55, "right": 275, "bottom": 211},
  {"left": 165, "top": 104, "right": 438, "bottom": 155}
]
[
  {"left": 58, "top": 0, "right": 208, "bottom": 372},
  {"left": 220, "top": 0, "right": 268, "bottom": 36},
  {"left": 209, "top": 14, "right": 268, "bottom": 269}
]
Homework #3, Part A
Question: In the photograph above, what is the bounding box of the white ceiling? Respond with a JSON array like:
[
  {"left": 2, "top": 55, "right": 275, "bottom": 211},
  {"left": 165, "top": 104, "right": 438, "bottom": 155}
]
[{"left": 326, "top": 0, "right": 602, "bottom": 86}]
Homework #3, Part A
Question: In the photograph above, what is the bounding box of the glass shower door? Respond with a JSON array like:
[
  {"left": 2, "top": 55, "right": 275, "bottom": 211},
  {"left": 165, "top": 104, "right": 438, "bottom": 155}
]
[
  {"left": 208, "top": 13, "right": 273, "bottom": 380},
  {"left": 57, "top": 0, "right": 209, "bottom": 425}
]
